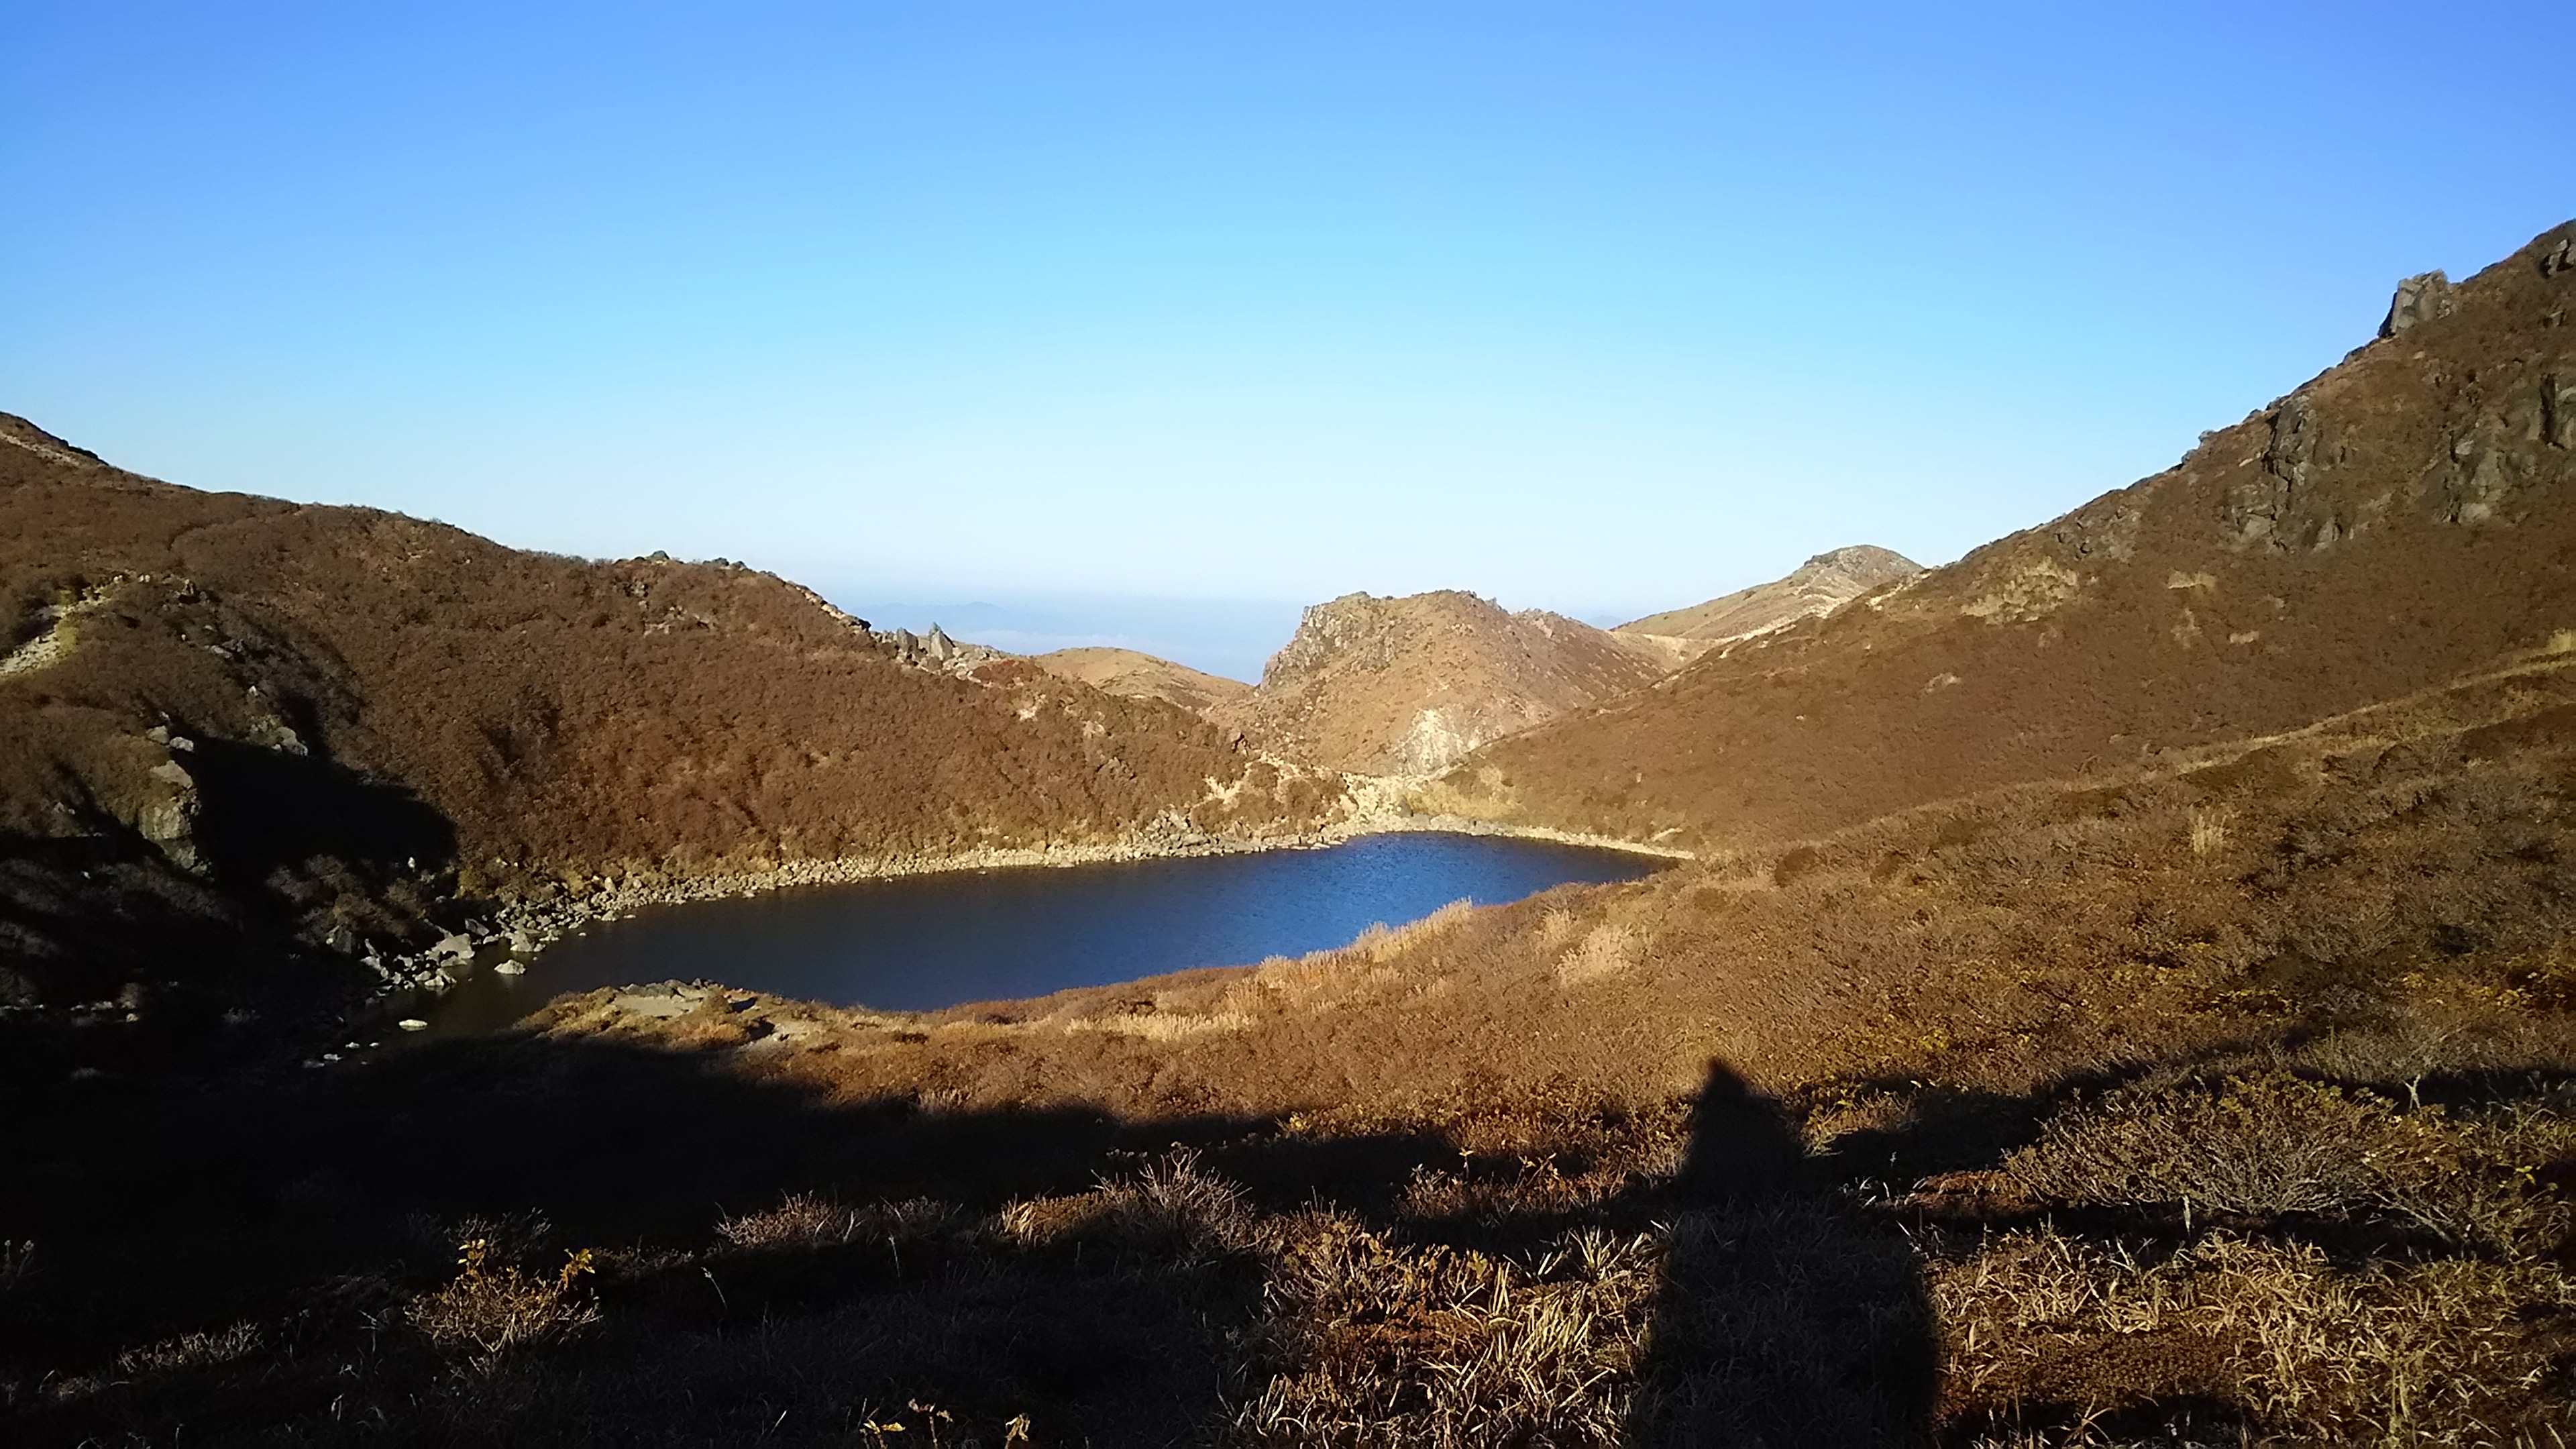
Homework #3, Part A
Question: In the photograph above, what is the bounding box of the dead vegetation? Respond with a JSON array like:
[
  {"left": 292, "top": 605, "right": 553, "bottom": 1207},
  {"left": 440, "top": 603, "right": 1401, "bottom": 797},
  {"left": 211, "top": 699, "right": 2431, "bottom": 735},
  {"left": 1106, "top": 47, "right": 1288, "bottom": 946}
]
[
  {"left": 21, "top": 601, "right": 2576, "bottom": 1444},
  {"left": 0, "top": 410, "right": 1346, "bottom": 1018},
  {"left": 408, "top": 1237, "right": 601, "bottom": 1358}
]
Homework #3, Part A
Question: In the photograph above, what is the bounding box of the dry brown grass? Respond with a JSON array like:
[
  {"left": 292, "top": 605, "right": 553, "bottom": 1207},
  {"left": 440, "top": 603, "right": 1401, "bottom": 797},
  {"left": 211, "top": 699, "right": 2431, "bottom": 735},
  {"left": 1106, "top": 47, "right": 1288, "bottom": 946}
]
[
  {"left": 717, "top": 1193, "right": 962, "bottom": 1253},
  {"left": 1554, "top": 920, "right": 1645, "bottom": 988},
  {"left": 1935, "top": 1230, "right": 2572, "bottom": 1446},
  {"left": 2006, "top": 1074, "right": 2450, "bottom": 1218},
  {"left": 1234, "top": 1213, "right": 1661, "bottom": 1448},
  {"left": 408, "top": 1238, "right": 601, "bottom": 1358}
]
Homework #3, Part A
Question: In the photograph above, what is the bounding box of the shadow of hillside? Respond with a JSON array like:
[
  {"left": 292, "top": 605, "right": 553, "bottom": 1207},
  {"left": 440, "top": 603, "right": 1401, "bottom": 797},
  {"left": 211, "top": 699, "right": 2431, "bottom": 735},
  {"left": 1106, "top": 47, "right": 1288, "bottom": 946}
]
[
  {"left": 1626, "top": 1061, "right": 1939, "bottom": 1449},
  {"left": 187, "top": 736, "right": 455, "bottom": 891},
  {"left": 0, "top": 733, "right": 454, "bottom": 1042},
  {"left": 1, "top": 1037, "right": 1958, "bottom": 1446},
  {"left": 0, "top": 1028, "right": 1450, "bottom": 1447}
]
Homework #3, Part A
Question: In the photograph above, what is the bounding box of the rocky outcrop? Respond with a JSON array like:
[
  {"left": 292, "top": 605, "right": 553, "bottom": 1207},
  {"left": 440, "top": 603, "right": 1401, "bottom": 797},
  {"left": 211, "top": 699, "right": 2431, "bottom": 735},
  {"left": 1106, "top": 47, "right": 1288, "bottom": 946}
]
[
  {"left": 2381, "top": 270, "right": 2456, "bottom": 337},
  {"left": 1216, "top": 591, "right": 1663, "bottom": 775}
]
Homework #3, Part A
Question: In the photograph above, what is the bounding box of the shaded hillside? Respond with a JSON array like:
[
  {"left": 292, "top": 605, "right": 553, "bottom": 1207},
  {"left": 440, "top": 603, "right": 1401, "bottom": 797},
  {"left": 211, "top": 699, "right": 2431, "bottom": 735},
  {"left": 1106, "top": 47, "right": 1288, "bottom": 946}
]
[
  {"left": 1430, "top": 223, "right": 2576, "bottom": 849},
  {"left": 0, "top": 419, "right": 1338, "bottom": 1008},
  {"left": 1033, "top": 646, "right": 1253, "bottom": 715},
  {"left": 1614, "top": 544, "right": 1921, "bottom": 665},
  {"left": 1215, "top": 590, "right": 1664, "bottom": 775}
]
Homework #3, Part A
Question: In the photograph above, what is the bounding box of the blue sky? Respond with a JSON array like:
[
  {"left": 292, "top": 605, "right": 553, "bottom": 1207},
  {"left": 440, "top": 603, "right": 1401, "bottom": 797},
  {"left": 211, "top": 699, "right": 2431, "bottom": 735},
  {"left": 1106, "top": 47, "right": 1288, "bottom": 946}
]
[{"left": 6, "top": 3, "right": 2571, "bottom": 678}]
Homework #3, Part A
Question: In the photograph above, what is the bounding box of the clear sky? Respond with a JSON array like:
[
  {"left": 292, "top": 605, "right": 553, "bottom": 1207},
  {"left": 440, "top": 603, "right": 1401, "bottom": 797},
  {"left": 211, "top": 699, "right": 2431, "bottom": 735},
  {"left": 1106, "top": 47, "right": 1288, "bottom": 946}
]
[{"left": 6, "top": 3, "right": 2571, "bottom": 678}]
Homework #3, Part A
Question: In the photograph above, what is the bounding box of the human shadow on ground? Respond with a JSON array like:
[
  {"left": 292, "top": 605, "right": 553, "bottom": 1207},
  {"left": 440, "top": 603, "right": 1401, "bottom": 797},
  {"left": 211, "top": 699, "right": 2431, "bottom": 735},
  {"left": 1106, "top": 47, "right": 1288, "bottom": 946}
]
[
  {"left": 5, "top": 1036, "right": 1961, "bottom": 1447},
  {"left": 1624, "top": 1060, "right": 1941, "bottom": 1448}
]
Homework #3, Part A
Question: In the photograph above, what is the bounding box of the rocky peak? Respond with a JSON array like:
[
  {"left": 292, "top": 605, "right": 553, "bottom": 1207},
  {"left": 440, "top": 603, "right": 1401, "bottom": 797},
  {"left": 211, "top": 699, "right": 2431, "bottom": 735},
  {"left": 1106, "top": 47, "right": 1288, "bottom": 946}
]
[
  {"left": 1224, "top": 590, "right": 1662, "bottom": 776},
  {"left": 1613, "top": 545, "right": 1924, "bottom": 651}
]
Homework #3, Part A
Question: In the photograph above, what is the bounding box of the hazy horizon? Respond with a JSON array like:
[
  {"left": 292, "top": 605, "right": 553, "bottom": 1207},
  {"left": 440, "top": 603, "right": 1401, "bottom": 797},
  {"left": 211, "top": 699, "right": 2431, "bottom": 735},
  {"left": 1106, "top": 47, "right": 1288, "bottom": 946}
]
[{"left": 816, "top": 582, "right": 1691, "bottom": 684}]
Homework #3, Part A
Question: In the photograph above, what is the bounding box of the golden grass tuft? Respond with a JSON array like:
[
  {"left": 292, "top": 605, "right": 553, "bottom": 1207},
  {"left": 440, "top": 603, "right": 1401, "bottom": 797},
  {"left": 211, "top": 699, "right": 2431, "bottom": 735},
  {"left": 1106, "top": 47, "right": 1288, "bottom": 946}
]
[
  {"left": 1556, "top": 920, "right": 1646, "bottom": 988},
  {"left": 1935, "top": 1230, "right": 2573, "bottom": 1444},
  {"left": 1236, "top": 1210, "right": 1661, "bottom": 1448},
  {"left": 716, "top": 1193, "right": 960, "bottom": 1252},
  {"left": 409, "top": 1238, "right": 600, "bottom": 1358},
  {"left": 2188, "top": 804, "right": 2233, "bottom": 857}
]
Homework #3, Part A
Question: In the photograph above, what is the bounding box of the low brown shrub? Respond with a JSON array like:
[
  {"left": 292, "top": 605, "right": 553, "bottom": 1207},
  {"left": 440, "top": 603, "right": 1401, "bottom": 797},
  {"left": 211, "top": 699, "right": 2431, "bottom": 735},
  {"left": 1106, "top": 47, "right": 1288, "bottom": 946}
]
[
  {"left": 2005, "top": 1075, "right": 2445, "bottom": 1218},
  {"left": 1935, "top": 1228, "right": 2575, "bottom": 1445},
  {"left": 409, "top": 1238, "right": 600, "bottom": 1358}
]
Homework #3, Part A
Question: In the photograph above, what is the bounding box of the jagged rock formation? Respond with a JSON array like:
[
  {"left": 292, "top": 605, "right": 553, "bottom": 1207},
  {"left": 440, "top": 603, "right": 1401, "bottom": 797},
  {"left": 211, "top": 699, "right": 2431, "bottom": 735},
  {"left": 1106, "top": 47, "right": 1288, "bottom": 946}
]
[
  {"left": 2381, "top": 270, "right": 2457, "bottom": 337},
  {"left": 1613, "top": 545, "right": 1923, "bottom": 664},
  {"left": 1214, "top": 590, "right": 1664, "bottom": 775},
  {"left": 0, "top": 419, "right": 1341, "bottom": 1008},
  {"left": 1033, "top": 647, "right": 1254, "bottom": 715},
  {"left": 1432, "top": 221, "right": 2576, "bottom": 848}
]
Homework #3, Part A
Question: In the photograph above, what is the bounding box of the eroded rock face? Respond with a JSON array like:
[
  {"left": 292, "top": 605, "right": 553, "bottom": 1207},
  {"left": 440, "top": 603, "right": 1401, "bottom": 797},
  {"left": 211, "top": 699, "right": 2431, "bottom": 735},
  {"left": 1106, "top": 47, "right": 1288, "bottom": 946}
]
[
  {"left": 136, "top": 757, "right": 202, "bottom": 871},
  {"left": 2381, "top": 270, "right": 2455, "bottom": 337},
  {"left": 1218, "top": 591, "right": 1664, "bottom": 775}
]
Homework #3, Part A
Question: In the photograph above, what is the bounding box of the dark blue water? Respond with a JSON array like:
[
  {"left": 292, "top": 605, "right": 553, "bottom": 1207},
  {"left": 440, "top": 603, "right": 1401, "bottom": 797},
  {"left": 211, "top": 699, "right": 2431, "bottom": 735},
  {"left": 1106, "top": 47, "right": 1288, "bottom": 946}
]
[{"left": 427, "top": 833, "right": 1658, "bottom": 1030}]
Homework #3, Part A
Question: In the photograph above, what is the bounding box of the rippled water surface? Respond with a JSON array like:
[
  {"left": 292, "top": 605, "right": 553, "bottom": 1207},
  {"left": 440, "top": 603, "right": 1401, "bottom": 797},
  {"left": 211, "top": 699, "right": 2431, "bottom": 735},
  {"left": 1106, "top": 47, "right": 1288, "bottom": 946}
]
[{"left": 429, "top": 832, "right": 1661, "bottom": 1032}]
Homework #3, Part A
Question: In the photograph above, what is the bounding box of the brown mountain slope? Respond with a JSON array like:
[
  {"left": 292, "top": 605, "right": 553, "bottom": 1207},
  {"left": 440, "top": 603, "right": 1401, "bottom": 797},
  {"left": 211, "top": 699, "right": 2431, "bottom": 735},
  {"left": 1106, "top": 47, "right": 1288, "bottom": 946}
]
[
  {"left": 1614, "top": 544, "right": 1921, "bottom": 664},
  {"left": 1214, "top": 590, "right": 1666, "bottom": 775},
  {"left": 1426, "top": 221, "right": 2576, "bottom": 849},
  {"left": 0, "top": 418, "right": 1338, "bottom": 1007},
  {"left": 1033, "top": 646, "right": 1253, "bottom": 715}
]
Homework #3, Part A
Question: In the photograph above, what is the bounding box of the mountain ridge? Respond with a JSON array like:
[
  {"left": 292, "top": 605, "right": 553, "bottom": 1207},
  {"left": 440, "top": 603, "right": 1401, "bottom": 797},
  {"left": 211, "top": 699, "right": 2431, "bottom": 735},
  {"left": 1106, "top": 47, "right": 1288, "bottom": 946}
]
[
  {"left": 0, "top": 425, "right": 1343, "bottom": 1011},
  {"left": 1422, "top": 220, "right": 2576, "bottom": 849}
]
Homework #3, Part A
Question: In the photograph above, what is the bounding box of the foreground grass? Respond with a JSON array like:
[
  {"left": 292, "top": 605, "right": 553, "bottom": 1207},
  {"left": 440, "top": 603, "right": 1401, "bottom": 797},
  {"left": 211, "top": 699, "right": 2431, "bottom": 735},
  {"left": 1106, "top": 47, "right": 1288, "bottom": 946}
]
[
  {"left": 15, "top": 647, "right": 2576, "bottom": 1444},
  {"left": 8, "top": 1025, "right": 2576, "bottom": 1446}
]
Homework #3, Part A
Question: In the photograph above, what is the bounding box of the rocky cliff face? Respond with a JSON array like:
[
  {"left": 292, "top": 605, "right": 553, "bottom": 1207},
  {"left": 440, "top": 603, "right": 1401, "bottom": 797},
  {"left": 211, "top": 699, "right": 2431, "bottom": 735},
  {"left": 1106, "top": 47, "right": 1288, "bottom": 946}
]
[
  {"left": 0, "top": 420, "right": 1342, "bottom": 1010},
  {"left": 1215, "top": 590, "right": 1664, "bottom": 775},
  {"left": 1615, "top": 545, "right": 1922, "bottom": 661},
  {"left": 1436, "top": 220, "right": 2576, "bottom": 848}
]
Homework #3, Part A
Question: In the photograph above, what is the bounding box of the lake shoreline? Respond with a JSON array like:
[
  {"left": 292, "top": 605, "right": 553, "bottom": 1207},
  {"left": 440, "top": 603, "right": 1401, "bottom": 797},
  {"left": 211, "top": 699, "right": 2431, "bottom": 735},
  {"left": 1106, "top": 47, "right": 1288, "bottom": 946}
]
[
  {"left": 437, "top": 796, "right": 1690, "bottom": 986},
  {"left": 396, "top": 811, "right": 1682, "bottom": 1030}
]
